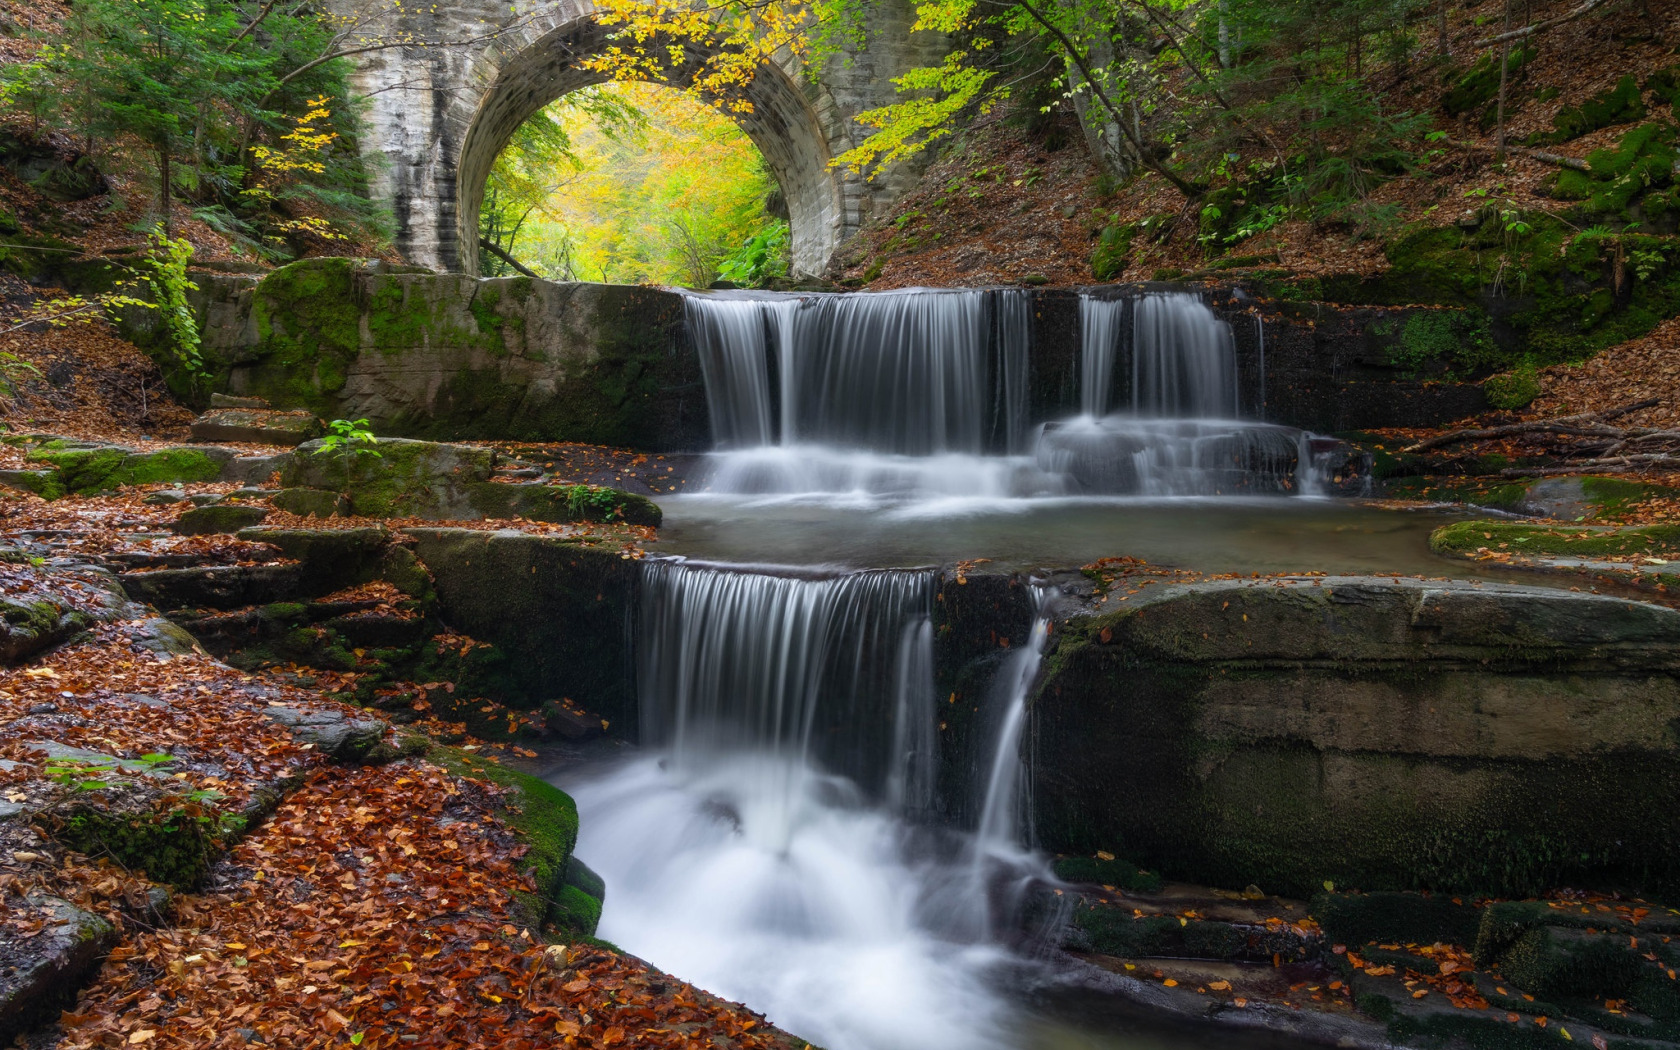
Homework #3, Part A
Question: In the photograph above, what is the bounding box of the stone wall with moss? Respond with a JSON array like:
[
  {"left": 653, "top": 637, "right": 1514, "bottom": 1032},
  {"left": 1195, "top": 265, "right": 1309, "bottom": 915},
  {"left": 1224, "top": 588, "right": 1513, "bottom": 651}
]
[
  {"left": 1028, "top": 575, "right": 1680, "bottom": 899},
  {"left": 193, "top": 259, "right": 709, "bottom": 451}
]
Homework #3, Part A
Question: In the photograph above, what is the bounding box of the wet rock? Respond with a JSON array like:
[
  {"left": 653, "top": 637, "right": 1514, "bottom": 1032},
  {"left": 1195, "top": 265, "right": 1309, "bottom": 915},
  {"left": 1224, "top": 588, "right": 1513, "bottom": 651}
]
[
  {"left": 262, "top": 705, "right": 390, "bottom": 763},
  {"left": 173, "top": 503, "right": 271, "bottom": 535},
  {"left": 118, "top": 563, "right": 304, "bottom": 611},
  {"left": 191, "top": 407, "right": 323, "bottom": 447},
  {"left": 464, "top": 481, "right": 661, "bottom": 526},
  {"left": 1032, "top": 575, "right": 1680, "bottom": 898},
  {"left": 0, "top": 593, "right": 86, "bottom": 663},
  {"left": 0, "top": 894, "right": 118, "bottom": 1043}
]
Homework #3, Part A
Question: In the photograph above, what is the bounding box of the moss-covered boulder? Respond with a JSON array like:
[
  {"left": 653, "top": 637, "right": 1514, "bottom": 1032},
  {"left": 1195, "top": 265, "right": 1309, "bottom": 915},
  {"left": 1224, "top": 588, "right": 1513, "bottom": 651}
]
[
  {"left": 23, "top": 445, "right": 227, "bottom": 496},
  {"left": 0, "top": 894, "right": 118, "bottom": 1043},
  {"left": 282, "top": 438, "right": 495, "bottom": 518},
  {"left": 1431, "top": 519, "right": 1680, "bottom": 560},
  {"left": 174, "top": 503, "right": 271, "bottom": 535}
]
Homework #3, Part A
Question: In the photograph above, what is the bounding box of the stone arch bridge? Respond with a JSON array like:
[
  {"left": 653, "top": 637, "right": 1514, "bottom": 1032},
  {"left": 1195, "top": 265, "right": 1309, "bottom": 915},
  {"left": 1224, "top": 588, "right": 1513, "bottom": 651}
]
[{"left": 338, "top": 0, "right": 948, "bottom": 277}]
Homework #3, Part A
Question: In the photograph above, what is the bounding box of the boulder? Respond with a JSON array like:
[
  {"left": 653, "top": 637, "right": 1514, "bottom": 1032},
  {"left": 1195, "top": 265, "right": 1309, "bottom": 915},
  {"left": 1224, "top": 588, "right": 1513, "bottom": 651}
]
[
  {"left": 403, "top": 528, "right": 637, "bottom": 726},
  {"left": 269, "top": 487, "right": 346, "bottom": 518},
  {"left": 210, "top": 393, "right": 272, "bottom": 409},
  {"left": 173, "top": 503, "right": 270, "bottom": 535},
  {"left": 1030, "top": 574, "right": 1680, "bottom": 898},
  {"left": 23, "top": 445, "right": 229, "bottom": 495},
  {"left": 282, "top": 438, "right": 495, "bottom": 518},
  {"left": 261, "top": 704, "right": 391, "bottom": 763},
  {"left": 190, "top": 407, "right": 322, "bottom": 447},
  {"left": 0, "top": 894, "right": 117, "bottom": 1043},
  {"left": 118, "top": 563, "right": 304, "bottom": 611}
]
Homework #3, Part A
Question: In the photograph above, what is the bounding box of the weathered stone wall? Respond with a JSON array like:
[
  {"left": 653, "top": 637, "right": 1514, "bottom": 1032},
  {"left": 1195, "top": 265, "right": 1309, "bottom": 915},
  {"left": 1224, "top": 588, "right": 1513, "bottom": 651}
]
[
  {"left": 190, "top": 263, "right": 1487, "bottom": 446},
  {"left": 192, "top": 260, "right": 707, "bottom": 450},
  {"left": 331, "top": 0, "right": 950, "bottom": 275},
  {"left": 1028, "top": 574, "right": 1680, "bottom": 898}
]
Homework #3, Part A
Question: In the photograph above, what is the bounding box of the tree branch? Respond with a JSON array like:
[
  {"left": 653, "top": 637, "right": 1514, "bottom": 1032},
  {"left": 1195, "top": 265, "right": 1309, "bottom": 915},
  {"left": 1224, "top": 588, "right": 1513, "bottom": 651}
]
[
  {"left": 1474, "top": 0, "right": 1616, "bottom": 47},
  {"left": 479, "top": 238, "right": 539, "bottom": 279},
  {"left": 1000, "top": 0, "right": 1203, "bottom": 198},
  {"left": 1402, "top": 398, "right": 1661, "bottom": 452}
]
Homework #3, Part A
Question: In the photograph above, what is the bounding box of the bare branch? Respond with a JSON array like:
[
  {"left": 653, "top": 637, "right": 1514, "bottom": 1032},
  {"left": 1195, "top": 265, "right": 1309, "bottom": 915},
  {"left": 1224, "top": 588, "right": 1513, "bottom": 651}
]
[
  {"left": 1401, "top": 398, "right": 1662, "bottom": 452},
  {"left": 1474, "top": 0, "right": 1616, "bottom": 47}
]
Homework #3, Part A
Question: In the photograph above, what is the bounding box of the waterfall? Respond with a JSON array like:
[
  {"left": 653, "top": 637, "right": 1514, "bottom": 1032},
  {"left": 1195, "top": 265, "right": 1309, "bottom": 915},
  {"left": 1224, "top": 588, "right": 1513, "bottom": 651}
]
[
  {"left": 686, "top": 296, "right": 776, "bottom": 448},
  {"left": 1129, "top": 290, "right": 1238, "bottom": 418},
  {"left": 1079, "top": 296, "right": 1126, "bottom": 417},
  {"left": 638, "top": 559, "right": 938, "bottom": 807},
  {"left": 974, "top": 584, "right": 1054, "bottom": 854},
  {"left": 685, "top": 285, "right": 1330, "bottom": 500},
  {"left": 571, "top": 559, "right": 1062, "bottom": 1050}
]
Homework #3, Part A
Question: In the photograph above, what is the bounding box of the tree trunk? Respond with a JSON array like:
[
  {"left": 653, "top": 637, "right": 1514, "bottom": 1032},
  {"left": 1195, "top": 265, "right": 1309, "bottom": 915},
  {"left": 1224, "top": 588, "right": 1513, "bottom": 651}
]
[
  {"left": 1437, "top": 0, "right": 1450, "bottom": 54},
  {"left": 1217, "top": 0, "right": 1231, "bottom": 68},
  {"left": 159, "top": 145, "right": 172, "bottom": 239},
  {"left": 1495, "top": 0, "right": 1512, "bottom": 162}
]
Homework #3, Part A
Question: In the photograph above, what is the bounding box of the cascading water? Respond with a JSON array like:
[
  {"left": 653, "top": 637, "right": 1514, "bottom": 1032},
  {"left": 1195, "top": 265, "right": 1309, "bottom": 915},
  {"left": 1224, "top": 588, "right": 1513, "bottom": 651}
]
[
  {"left": 682, "top": 286, "right": 1331, "bottom": 501},
  {"left": 568, "top": 560, "right": 1060, "bottom": 1050}
]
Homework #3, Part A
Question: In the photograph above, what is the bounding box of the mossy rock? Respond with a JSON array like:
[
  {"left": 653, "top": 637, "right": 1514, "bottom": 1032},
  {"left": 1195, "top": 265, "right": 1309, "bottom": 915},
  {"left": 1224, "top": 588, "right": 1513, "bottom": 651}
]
[
  {"left": 464, "top": 482, "right": 662, "bottom": 526},
  {"left": 45, "top": 803, "right": 219, "bottom": 890},
  {"left": 1442, "top": 47, "right": 1535, "bottom": 117},
  {"left": 1430, "top": 519, "right": 1680, "bottom": 559},
  {"left": 246, "top": 258, "right": 362, "bottom": 412},
  {"left": 1312, "top": 891, "right": 1481, "bottom": 949},
  {"left": 425, "top": 747, "right": 581, "bottom": 932},
  {"left": 1052, "top": 854, "right": 1163, "bottom": 893},
  {"left": 268, "top": 487, "right": 346, "bottom": 518},
  {"left": 1498, "top": 925, "right": 1646, "bottom": 1000},
  {"left": 24, "top": 446, "right": 225, "bottom": 495},
  {"left": 174, "top": 503, "right": 271, "bottom": 535},
  {"left": 283, "top": 439, "right": 494, "bottom": 519},
  {"left": 1536, "top": 74, "right": 1647, "bottom": 145},
  {"left": 1091, "top": 221, "right": 1136, "bottom": 281}
]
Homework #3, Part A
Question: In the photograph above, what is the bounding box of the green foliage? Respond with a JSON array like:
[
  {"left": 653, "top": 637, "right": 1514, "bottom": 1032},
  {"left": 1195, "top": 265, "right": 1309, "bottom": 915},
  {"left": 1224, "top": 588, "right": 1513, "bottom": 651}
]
[
  {"left": 314, "top": 418, "right": 380, "bottom": 459},
  {"left": 716, "top": 220, "right": 790, "bottom": 287},
  {"left": 138, "top": 226, "right": 203, "bottom": 380},
  {"left": 1091, "top": 221, "right": 1136, "bottom": 281},
  {"left": 1, "top": 0, "right": 385, "bottom": 256},
  {"left": 1482, "top": 361, "right": 1541, "bottom": 410}
]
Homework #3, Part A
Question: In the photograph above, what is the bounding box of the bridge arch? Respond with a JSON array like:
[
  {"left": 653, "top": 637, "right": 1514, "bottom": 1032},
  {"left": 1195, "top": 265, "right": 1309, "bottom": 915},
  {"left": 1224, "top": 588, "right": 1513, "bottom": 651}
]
[{"left": 345, "top": 0, "right": 946, "bottom": 277}]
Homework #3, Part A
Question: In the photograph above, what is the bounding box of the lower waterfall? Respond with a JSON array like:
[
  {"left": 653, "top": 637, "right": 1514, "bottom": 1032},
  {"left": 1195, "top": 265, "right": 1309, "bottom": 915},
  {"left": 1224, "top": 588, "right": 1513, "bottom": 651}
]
[{"left": 566, "top": 561, "right": 1059, "bottom": 1050}]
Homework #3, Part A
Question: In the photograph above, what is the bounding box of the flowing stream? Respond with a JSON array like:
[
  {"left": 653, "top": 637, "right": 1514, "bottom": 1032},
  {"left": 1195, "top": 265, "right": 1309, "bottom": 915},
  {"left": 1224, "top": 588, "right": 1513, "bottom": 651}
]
[
  {"left": 563, "top": 285, "right": 1356, "bottom": 1049},
  {"left": 570, "top": 562, "right": 1056, "bottom": 1050}
]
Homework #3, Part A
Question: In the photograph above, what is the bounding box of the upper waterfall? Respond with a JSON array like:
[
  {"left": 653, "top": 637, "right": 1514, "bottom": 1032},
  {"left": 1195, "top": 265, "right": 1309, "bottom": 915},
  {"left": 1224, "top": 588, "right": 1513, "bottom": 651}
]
[{"left": 681, "top": 285, "right": 1325, "bottom": 498}]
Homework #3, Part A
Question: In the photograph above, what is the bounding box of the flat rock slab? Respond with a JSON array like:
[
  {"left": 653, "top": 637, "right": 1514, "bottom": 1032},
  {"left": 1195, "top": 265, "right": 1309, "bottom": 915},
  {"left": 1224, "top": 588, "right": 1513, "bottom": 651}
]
[
  {"left": 191, "top": 408, "right": 322, "bottom": 447},
  {"left": 261, "top": 704, "right": 389, "bottom": 762},
  {"left": 0, "top": 893, "right": 117, "bottom": 1043}
]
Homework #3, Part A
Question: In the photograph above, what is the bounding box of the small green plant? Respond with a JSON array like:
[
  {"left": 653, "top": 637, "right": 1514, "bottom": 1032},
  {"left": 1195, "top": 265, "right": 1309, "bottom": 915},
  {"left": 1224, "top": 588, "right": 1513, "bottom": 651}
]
[
  {"left": 716, "top": 221, "right": 790, "bottom": 288},
  {"left": 314, "top": 418, "right": 380, "bottom": 458},
  {"left": 45, "top": 758, "right": 116, "bottom": 792},
  {"left": 138, "top": 226, "right": 205, "bottom": 381}
]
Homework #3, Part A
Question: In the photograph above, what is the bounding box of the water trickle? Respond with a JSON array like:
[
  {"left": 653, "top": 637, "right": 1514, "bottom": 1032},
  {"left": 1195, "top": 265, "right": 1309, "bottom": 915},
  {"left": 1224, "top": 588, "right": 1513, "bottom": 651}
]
[{"left": 1079, "top": 296, "right": 1127, "bottom": 417}]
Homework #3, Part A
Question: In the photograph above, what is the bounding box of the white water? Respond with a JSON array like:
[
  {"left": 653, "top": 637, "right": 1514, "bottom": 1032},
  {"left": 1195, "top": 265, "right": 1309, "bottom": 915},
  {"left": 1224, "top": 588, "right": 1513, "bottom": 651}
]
[
  {"left": 569, "top": 561, "right": 1061, "bottom": 1050},
  {"left": 683, "top": 287, "right": 1329, "bottom": 501}
]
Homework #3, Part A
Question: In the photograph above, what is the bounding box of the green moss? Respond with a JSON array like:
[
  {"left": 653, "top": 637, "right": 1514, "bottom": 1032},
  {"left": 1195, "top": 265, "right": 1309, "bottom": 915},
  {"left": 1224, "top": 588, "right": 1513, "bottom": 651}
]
[
  {"left": 243, "top": 258, "right": 362, "bottom": 412},
  {"left": 47, "top": 804, "right": 218, "bottom": 889},
  {"left": 1442, "top": 47, "right": 1535, "bottom": 117},
  {"left": 1052, "top": 854, "right": 1163, "bottom": 892},
  {"left": 1578, "top": 477, "right": 1680, "bottom": 515},
  {"left": 1313, "top": 891, "right": 1481, "bottom": 948},
  {"left": 24, "top": 447, "right": 222, "bottom": 495},
  {"left": 1500, "top": 925, "right": 1645, "bottom": 999},
  {"left": 1483, "top": 362, "right": 1541, "bottom": 409},
  {"left": 465, "top": 482, "right": 662, "bottom": 526},
  {"left": 553, "top": 884, "right": 602, "bottom": 938},
  {"left": 1091, "top": 221, "right": 1135, "bottom": 281},
  {"left": 174, "top": 503, "right": 270, "bottom": 535},
  {"left": 1537, "top": 74, "right": 1647, "bottom": 144},
  {"left": 426, "top": 747, "right": 580, "bottom": 932},
  {"left": 1430, "top": 519, "right": 1680, "bottom": 558}
]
